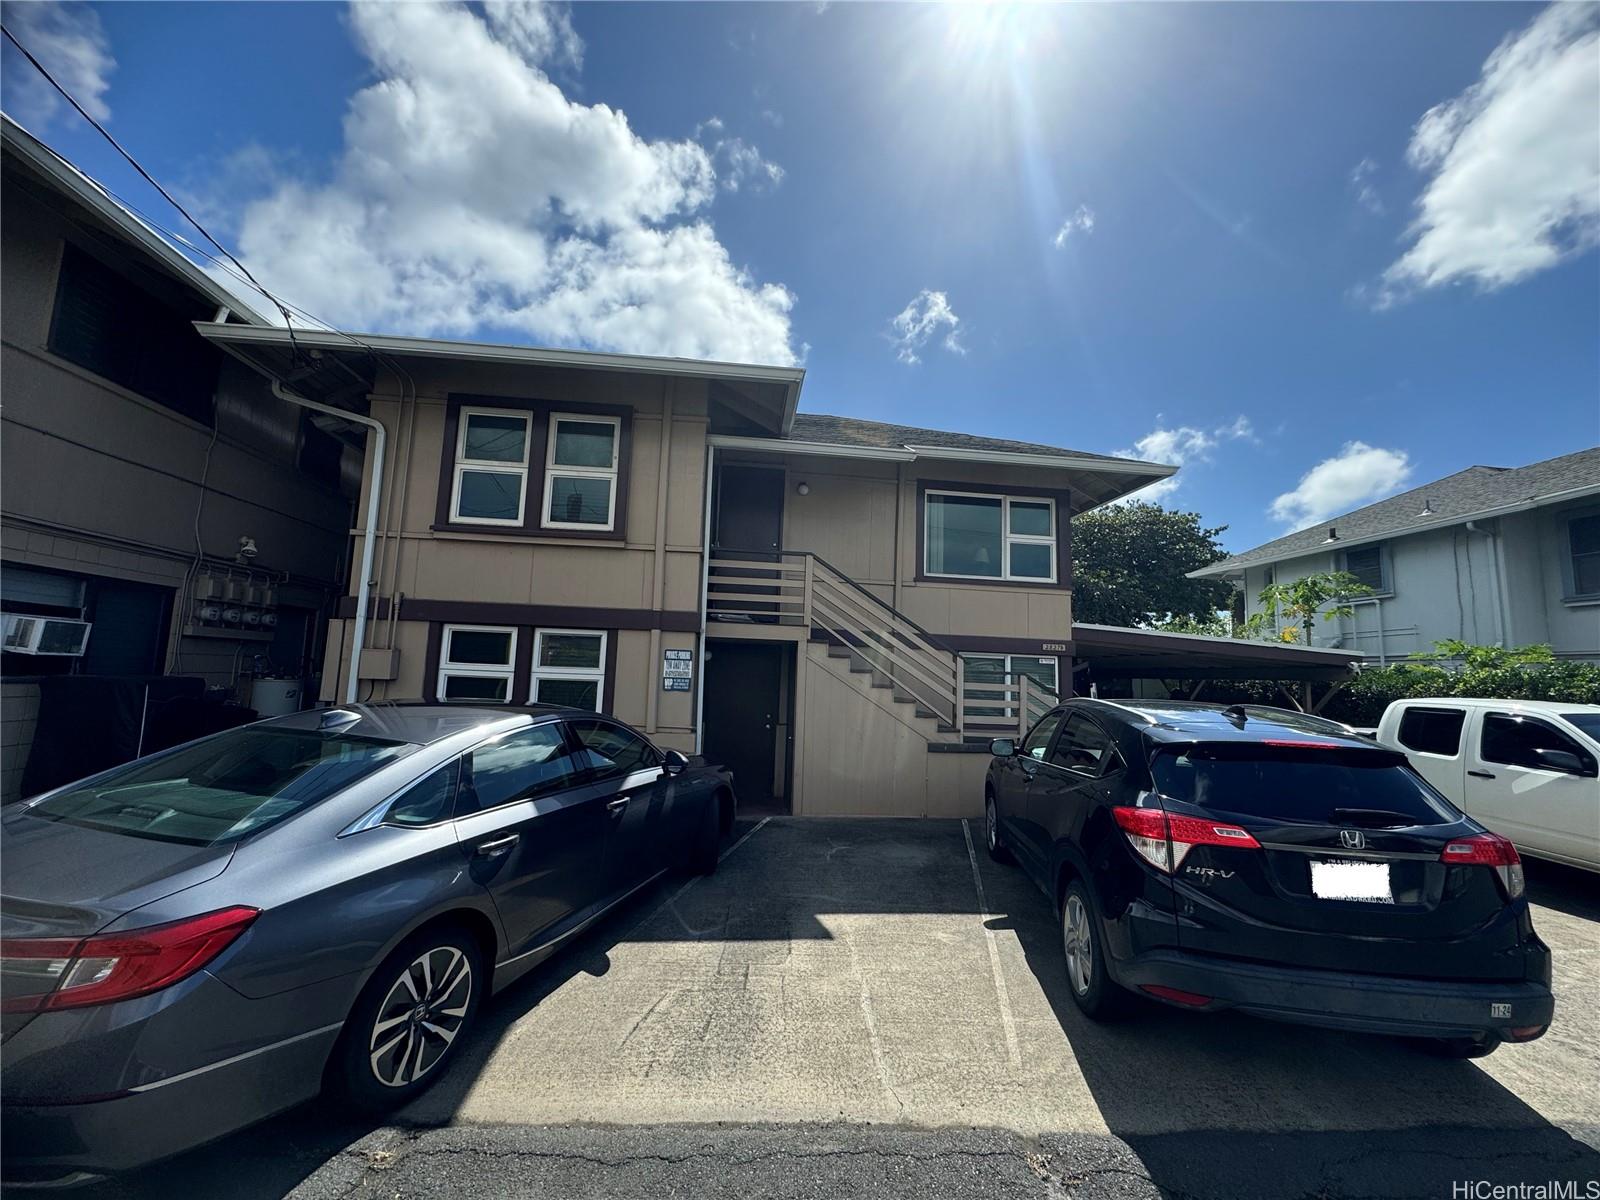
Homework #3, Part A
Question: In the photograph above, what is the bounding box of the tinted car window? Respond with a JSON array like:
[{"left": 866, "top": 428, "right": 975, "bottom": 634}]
[
  {"left": 1396, "top": 706, "right": 1465, "bottom": 756},
  {"left": 1481, "top": 714, "right": 1596, "bottom": 773},
  {"left": 463, "top": 724, "right": 584, "bottom": 813},
  {"left": 385, "top": 761, "right": 461, "bottom": 827},
  {"left": 1561, "top": 713, "right": 1600, "bottom": 741},
  {"left": 1021, "top": 712, "right": 1065, "bottom": 761},
  {"left": 569, "top": 720, "right": 661, "bottom": 780},
  {"left": 1049, "top": 714, "right": 1116, "bottom": 776},
  {"left": 29, "top": 728, "right": 414, "bottom": 846},
  {"left": 1151, "top": 745, "right": 1454, "bottom": 825}
]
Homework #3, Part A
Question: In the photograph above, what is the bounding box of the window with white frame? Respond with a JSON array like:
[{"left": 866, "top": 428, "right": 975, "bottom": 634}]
[
  {"left": 437, "top": 625, "right": 517, "bottom": 702},
  {"left": 450, "top": 408, "right": 531, "bottom": 525},
  {"left": 924, "top": 490, "right": 1056, "bottom": 582},
  {"left": 542, "top": 415, "right": 620, "bottom": 530},
  {"left": 530, "top": 629, "right": 606, "bottom": 709}
]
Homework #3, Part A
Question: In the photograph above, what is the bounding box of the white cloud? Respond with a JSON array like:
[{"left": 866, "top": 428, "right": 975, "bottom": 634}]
[
  {"left": 218, "top": 1, "right": 796, "bottom": 364},
  {"left": 699, "top": 125, "right": 784, "bottom": 193},
  {"left": 1349, "top": 157, "right": 1384, "bottom": 216},
  {"left": 888, "top": 289, "right": 963, "bottom": 364},
  {"left": 1269, "top": 441, "right": 1412, "bottom": 530},
  {"left": 1378, "top": 4, "right": 1600, "bottom": 302},
  {"left": 1116, "top": 415, "right": 1254, "bottom": 503},
  {"left": 1, "top": 0, "right": 115, "bottom": 127},
  {"left": 1051, "top": 204, "right": 1096, "bottom": 248}
]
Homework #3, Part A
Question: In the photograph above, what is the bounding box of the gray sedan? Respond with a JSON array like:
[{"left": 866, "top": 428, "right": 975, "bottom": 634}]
[{"left": 0, "top": 703, "right": 735, "bottom": 1185}]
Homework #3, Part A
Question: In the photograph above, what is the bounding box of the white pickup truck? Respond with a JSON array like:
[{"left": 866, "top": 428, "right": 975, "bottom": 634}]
[{"left": 1376, "top": 698, "right": 1600, "bottom": 873}]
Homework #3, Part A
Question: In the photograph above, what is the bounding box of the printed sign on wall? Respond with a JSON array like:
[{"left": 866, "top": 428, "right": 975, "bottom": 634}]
[{"left": 662, "top": 647, "right": 693, "bottom": 692}]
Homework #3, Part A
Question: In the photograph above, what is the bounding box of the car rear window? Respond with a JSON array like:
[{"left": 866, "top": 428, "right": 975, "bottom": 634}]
[
  {"left": 1396, "top": 706, "right": 1465, "bottom": 756},
  {"left": 1150, "top": 743, "right": 1456, "bottom": 826},
  {"left": 29, "top": 728, "right": 416, "bottom": 846}
]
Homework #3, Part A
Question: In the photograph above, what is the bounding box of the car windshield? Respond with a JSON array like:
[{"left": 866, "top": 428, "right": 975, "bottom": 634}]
[
  {"left": 1560, "top": 713, "right": 1600, "bottom": 741},
  {"left": 28, "top": 728, "right": 416, "bottom": 846},
  {"left": 1151, "top": 743, "right": 1455, "bottom": 826}
]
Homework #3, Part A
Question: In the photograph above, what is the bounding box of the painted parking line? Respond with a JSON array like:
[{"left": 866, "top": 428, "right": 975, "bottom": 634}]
[
  {"left": 962, "top": 818, "right": 1023, "bottom": 1070},
  {"left": 621, "top": 816, "right": 773, "bottom": 940}
]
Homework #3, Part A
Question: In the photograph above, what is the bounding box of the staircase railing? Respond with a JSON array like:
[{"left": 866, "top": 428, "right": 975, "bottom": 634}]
[
  {"left": 706, "top": 549, "right": 961, "bottom": 729},
  {"left": 705, "top": 550, "right": 1067, "bottom": 739}
]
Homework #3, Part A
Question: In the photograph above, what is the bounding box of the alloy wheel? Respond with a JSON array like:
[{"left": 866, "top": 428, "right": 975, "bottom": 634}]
[
  {"left": 986, "top": 798, "right": 998, "bottom": 851},
  {"left": 1063, "top": 894, "right": 1093, "bottom": 996},
  {"left": 368, "top": 945, "right": 473, "bottom": 1088}
]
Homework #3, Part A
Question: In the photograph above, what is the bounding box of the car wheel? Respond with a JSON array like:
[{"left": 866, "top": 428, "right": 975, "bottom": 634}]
[
  {"left": 1061, "top": 879, "right": 1126, "bottom": 1020},
  {"left": 1418, "top": 1034, "right": 1503, "bottom": 1059},
  {"left": 686, "top": 792, "right": 721, "bottom": 876},
  {"left": 332, "top": 924, "right": 485, "bottom": 1112},
  {"left": 985, "top": 792, "right": 1014, "bottom": 865}
]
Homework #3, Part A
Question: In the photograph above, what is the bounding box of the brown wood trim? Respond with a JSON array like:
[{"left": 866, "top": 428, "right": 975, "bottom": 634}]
[
  {"left": 432, "top": 394, "right": 632, "bottom": 541},
  {"left": 913, "top": 478, "right": 1073, "bottom": 592},
  {"left": 338, "top": 595, "right": 697, "bottom": 632},
  {"left": 602, "top": 630, "right": 619, "bottom": 716},
  {"left": 513, "top": 625, "right": 535, "bottom": 702}
]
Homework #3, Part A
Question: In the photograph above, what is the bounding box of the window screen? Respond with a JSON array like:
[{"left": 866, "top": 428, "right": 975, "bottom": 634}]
[
  {"left": 1570, "top": 514, "right": 1600, "bottom": 596},
  {"left": 1343, "top": 544, "right": 1386, "bottom": 593},
  {"left": 1396, "top": 707, "right": 1465, "bottom": 756}
]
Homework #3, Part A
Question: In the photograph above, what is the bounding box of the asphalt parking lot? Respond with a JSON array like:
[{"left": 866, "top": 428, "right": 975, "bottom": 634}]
[{"left": 48, "top": 817, "right": 1600, "bottom": 1200}]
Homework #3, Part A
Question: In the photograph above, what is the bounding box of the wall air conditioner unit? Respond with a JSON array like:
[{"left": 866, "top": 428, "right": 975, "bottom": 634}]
[{"left": 2, "top": 614, "right": 92, "bottom": 657}]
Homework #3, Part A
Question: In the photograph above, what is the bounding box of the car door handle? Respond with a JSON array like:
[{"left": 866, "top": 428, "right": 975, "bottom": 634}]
[
  {"left": 1468, "top": 770, "right": 1497, "bottom": 780},
  {"left": 607, "top": 797, "right": 630, "bottom": 813},
  {"left": 474, "top": 833, "right": 520, "bottom": 858}
]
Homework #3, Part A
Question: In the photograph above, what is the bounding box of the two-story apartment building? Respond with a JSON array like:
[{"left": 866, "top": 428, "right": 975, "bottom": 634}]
[
  {"left": 1191, "top": 447, "right": 1600, "bottom": 664},
  {"left": 198, "top": 322, "right": 1176, "bottom": 817},
  {"left": 1, "top": 115, "right": 357, "bottom": 801}
]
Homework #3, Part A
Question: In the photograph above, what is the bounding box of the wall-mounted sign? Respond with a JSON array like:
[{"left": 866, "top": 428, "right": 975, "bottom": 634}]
[
  {"left": 1041, "top": 642, "right": 1069, "bottom": 653},
  {"left": 662, "top": 647, "right": 693, "bottom": 692}
]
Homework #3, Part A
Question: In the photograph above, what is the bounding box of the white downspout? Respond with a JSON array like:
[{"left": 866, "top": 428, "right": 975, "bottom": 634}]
[
  {"left": 1466, "top": 520, "right": 1507, "bottom": 647},
  {"left": 272, "top": 380, "right": 386, "bottom": 705},
  {"left": 695, "top": 442, "right": 716, "bottom": 755}
]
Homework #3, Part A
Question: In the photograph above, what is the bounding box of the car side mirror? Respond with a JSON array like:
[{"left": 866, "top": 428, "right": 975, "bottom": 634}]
[
  {"left": 663, "top": 749, "right": 689, "bottom": 776},
  {"left": 990, "top": 738, "right": 1016, "bottom": 759},
  {"left": 1532, "top": 747, "right": 1591, "bottom": 776}
]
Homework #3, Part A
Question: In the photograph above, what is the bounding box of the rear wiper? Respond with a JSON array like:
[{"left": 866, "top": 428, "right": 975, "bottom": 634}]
[{"left": 1330, "top": 807, "right": 1422, "bottom": 829}]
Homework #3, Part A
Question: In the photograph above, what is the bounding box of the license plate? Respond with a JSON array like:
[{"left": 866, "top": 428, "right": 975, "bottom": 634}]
[{"left": 1310, "top": 860, "right": 1393, "bottom": 903}]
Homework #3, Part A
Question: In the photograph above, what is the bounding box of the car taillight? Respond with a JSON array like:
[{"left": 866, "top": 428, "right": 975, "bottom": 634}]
[
  {"left": 1441, "top": 833, "right": 1524, "bottom": 899},
  {"left": 0, "top": 906, "right": 258, "bottom": 1014},
  {"left": 1113, "top": 805, "right": 1260, "bottom": 873}
]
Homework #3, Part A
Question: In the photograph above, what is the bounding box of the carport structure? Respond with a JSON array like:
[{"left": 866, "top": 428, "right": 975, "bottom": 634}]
[{"left": 1068, "top": 623, "right": 1360, "bottom": 712}]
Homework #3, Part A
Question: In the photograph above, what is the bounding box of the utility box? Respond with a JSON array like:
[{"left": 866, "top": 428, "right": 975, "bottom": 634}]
[{"left": 358, "top": 648, "right": 401, "bottom": 681}]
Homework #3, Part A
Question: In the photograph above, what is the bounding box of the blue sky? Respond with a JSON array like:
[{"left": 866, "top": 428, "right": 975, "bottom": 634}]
[{"left": 4, "top": 1, "right": 1597, "bottom": 551}]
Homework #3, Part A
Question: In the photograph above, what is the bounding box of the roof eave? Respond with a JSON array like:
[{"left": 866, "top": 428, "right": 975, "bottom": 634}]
[{"left": 1188, "top": 481, "right": 1600, "bottom": 580}]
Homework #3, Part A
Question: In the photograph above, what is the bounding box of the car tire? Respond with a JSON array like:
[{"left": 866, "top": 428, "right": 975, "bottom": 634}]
[
  {"left": 331, "top": 923, "right": 485, "bottom": 1113},
  {"left": 686, "top": 792, "right": 722, "bottom": 876},
  {"left": 985, "top": 792, "right": 1014, "bottom": 865},
  {"left": 1061, "top": 879, "right": 1127, "bottom": 1021},
  {"left": 1418, "top": 1034, "right": 1503, "bottom": 1059}
]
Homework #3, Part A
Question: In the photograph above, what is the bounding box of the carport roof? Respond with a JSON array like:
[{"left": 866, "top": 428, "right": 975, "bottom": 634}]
[{"left": 1070, "top": 623, "right": 1360, "bottom": 681}]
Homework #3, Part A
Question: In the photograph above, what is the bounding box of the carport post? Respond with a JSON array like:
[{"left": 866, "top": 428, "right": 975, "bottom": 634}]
[{"left": 272, "top": 380, "right": 386, "bottom": 706}]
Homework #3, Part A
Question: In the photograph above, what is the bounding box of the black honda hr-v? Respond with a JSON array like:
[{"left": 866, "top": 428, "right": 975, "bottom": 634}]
[{"left": 984, "top": 700, "right": 1553, "bottom": 1057}]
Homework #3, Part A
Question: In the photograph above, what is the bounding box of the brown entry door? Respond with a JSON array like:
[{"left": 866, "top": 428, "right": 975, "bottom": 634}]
[
  {"left": 714, "top": 465, "right": 785, "bottom": 554},
  {"left": 703, "top": 641, "right": 787, "bottom": 812}
]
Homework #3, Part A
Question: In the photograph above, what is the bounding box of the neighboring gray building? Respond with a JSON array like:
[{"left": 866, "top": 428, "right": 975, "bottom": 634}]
[{"left": 1191, "top": 447, "right": 1600, "bottom": 663}]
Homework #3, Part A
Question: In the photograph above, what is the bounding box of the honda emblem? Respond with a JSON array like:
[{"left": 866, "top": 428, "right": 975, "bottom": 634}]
[{"left": 1339, "top": 829, "right": 1366, "bottom": 850}]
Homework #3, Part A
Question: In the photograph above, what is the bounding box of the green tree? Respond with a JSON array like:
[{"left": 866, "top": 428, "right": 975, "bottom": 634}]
[
  {"left": 1243, "top": 570, "right": 1373, "bottom": 644},
  {"left": 1072, "top": 502, "right": 1234, "bottom": 627}
]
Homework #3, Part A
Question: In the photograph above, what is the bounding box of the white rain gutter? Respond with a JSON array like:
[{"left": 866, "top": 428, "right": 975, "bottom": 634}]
[{"left": 271, "top": 380, "right": 385, "bottom": 705}]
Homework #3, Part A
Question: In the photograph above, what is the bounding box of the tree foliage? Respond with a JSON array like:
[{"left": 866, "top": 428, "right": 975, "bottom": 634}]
[
  {"left": 1243, "top": 570, "right": 1373, "bottom": 644},
  {"left": 1072, "top": 502, "right": 1233, "bottom": 628}
]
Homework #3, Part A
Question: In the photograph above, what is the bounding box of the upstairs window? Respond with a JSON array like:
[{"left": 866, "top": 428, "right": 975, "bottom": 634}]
[
  {"left": 1341, "top": 543, "right": 1389, "bottom": 594},
  {"left": 49, "top": 243, "right": 220, "bottom": 426},
  {"left": 450, "top": 409, "right": 531, "bottom": 525},
  {"left": 924, "top": 490, "right": 1056, "bottom": 582},
  {"left": 438, "top": 625, "right": 517, "bottom": 702},
  {"left": 542, "top": 414, "right": 620, "bottom": 530},
  {"left": 1568, "top": 513, "right": 1600, "bottom": 598}
]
